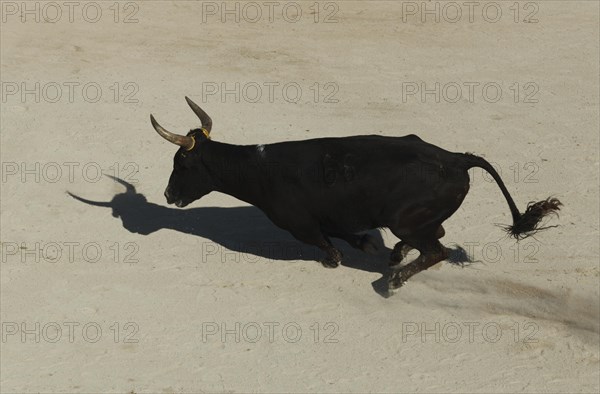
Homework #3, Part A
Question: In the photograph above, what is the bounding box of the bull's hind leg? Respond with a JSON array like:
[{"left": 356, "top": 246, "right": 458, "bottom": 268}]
[
  {"left": 389, "top": 226, "right": 445, "bottom": 266},
  {"left": 390, "top": 241, "right": 412, "bottom": 266},
  {"left": 388, "top": 237, "right": 448, "bottom": 293}
]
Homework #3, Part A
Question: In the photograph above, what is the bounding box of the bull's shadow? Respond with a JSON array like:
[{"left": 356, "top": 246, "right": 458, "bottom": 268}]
[{"left": 68, "top": 176, "right": 392, "bottom": 293}]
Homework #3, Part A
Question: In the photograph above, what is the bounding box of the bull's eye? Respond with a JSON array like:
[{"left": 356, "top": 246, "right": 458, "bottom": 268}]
[{"left": 174, "top": 154, "right": 195, "bottom": 171}]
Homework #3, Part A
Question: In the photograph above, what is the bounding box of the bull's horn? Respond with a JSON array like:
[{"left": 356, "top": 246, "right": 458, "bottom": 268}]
[
  {"left": 185, "top": 96, "right": 212, "bottom": 132},
  {"left": 150, "top": 114, "right": 195, "bottom": 150}
]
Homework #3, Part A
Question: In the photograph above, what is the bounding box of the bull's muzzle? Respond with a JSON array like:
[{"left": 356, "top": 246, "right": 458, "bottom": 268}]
[{"left": 164, "top": 187, "right": 175, "bottom": 204}]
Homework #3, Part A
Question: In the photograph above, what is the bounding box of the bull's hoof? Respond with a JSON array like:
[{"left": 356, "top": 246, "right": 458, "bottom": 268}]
[
  {"left": 321, "top": 248, "right": 342, "bottom": 268},
  {"left": 359, "top": 234, "right": 379, "bottom": 254},
  {"left": 389, "top": 252, "right": 403, "bottom": 266},
  {"left": 321, "top": 259, "right": 340, "bottom": 268},
  {"left": 388, "top": 271, "right": 406, "bottom": 293}
]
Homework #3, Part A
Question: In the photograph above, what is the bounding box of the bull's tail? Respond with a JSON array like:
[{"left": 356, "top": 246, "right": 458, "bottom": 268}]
[{"left": 463, "top": 153, "right": 562, "bottom": 239}]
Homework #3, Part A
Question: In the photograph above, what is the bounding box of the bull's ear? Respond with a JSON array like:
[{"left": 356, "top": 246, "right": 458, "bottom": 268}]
[{"left": 186, "top": 129, "right": 209, "bottom": 141}]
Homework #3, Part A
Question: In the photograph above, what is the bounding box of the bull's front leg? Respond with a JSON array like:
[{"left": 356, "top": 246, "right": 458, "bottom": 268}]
[
  {"left": 279, "top": 214, "right": 343, "bottom": 268},
  {"left": 290, "top": 229, "right": 342, "bottom": 268},
  {"left": 314, "top": 236, "right": 343, "bottom": 268}
]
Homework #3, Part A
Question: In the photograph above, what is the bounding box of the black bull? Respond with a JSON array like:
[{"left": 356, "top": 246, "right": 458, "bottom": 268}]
[{"left": 79, "top": 98, "right": 564, "bottom": 294}]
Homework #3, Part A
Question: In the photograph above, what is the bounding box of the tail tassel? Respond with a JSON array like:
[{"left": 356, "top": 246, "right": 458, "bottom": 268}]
[{"left": 506, "top": 197, "right": 563, "bottom": 240}]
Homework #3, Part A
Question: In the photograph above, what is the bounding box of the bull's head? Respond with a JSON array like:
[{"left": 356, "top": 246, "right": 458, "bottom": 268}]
[{"left": 150, "top": 97, "right": 214, "bottom": 207}]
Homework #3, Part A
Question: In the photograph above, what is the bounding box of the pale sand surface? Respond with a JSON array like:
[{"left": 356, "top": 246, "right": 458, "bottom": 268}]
[{"left": 1, "top": 1, "right": 599, "bottom": 393}]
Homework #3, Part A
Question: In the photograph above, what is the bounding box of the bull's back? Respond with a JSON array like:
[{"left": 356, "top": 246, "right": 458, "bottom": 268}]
[{"left": 260, "top": 134, "right": 468, "bottom": 233}]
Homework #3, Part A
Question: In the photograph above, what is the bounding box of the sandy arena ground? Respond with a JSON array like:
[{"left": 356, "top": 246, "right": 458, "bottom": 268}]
[{"left": 1, "top": 1, "right": 599, "bottom": 392}]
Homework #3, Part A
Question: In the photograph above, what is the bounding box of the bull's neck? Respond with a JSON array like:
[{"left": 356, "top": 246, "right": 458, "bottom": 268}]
[{"left": 201, "top": 141, "right": 262, "bottom": 206}]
